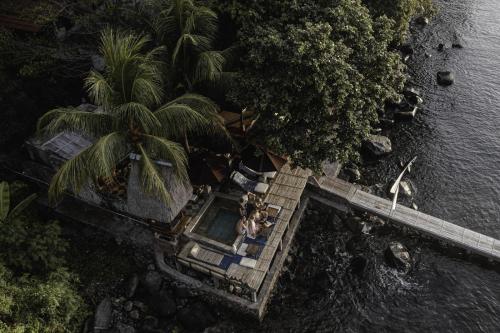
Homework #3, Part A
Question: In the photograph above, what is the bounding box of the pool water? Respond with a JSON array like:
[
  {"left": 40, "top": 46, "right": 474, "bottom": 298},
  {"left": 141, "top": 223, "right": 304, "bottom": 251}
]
[{"left": 194, "top": 198, "right": 240, "bottom": 245}]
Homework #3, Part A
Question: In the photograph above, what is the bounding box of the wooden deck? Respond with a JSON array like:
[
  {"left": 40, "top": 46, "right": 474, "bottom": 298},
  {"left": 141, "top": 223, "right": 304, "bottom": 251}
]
[{"left": 315, "top": 176, "right": 500, "bottom": 261}]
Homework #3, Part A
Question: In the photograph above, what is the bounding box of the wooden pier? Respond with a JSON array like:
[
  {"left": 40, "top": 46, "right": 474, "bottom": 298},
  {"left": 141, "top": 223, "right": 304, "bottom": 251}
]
[{"left": 314, "top": 176, "right": 500, "bottom": 261}]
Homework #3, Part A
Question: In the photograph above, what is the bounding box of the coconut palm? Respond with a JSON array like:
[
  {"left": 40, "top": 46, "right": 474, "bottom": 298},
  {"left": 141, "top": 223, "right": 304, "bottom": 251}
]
[
  {"left": 146, "top": 0, "right": 233, "bottom": 92},
  {"left": 37, "top": 29, "right": 224, "bottom": 204}
]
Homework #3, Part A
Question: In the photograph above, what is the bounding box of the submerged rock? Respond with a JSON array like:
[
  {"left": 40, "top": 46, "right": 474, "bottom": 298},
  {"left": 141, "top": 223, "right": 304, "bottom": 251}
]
[
  {"left": 94, "top": 297, "right": 113, "bottom": 331},
  {"left": 415, "top": 16, "right": 429, "bottom": 26},
  {"left": 385, "top": 241, "right": 412, "bottom": 271},
  {"left": 125, "top": 273, "right": 139, "bottom": 298},
  {"left": 364, "top": 135, "right": 392, "bottom": 157},
  {"left": 437, "top": 71, "right": 455, "bottom": 86},
  {"left": 350, "top": 255, "right": 368, "bottom": 276},
  {"left": 437, "top": 43, "right": 445, "bottom": 52},
  {"left": 452, "top": 43, "right": 463, "bottom": 49}
]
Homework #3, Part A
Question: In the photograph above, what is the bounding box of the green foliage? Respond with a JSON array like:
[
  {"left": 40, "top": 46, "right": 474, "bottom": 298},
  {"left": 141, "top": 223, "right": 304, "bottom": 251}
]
[
  {"left": 363, "top": 0, "right": 435, "bottom": 43},
  {"left": 38, "top": 29, "right": 226, "bottom": 204},
  {"left": 0, "top": 182, "right": 88, "bottom": 332},
  {"left": 213, "top": 0, "right": 410, "bottom": 170},
  {"left": 0, "top": 264, "right": 87, "bottom": 333}
]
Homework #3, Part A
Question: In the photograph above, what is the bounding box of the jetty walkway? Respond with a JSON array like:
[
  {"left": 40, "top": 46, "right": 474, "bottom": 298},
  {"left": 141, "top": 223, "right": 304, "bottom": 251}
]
[{"left": 313, "top": 176, "right": 500, "bottom": 262}]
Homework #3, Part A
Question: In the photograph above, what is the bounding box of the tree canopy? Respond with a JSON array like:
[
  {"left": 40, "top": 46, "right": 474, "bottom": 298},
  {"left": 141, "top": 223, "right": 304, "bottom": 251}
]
[{"left": 209, "top": 0, "right": 419, "bottom": 170}]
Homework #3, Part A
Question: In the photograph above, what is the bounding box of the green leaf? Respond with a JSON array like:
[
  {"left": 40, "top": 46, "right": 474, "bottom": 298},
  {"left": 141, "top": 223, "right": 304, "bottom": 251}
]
[{"left": 8, "top": 193, "right": 37, "bottom": 221}]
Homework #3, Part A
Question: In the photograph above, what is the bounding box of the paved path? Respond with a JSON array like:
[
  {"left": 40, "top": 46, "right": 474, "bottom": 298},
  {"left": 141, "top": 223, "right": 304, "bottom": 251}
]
[{"left": 315, "top": 176, "right": 500, "bottom": 261}]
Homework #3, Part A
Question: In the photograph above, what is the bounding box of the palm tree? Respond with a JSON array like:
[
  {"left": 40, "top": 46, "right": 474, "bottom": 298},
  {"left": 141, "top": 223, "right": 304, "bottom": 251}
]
[
  {"left": 37, "top": 29, "right": 223, "bottom": 204},
  {"left": 146, "top": 0, "right": 233, "bottom": 92}
]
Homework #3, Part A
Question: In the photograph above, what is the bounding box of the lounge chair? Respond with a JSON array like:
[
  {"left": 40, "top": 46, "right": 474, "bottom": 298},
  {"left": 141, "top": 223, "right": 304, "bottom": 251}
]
[
  {"left": 189, "top": 243, "right": 224, "bottom": 266},
  {"left": 239, "top": 161, "right": 277, "bottom": 180},
  {"left": 230, "top": 171, "right": 269, "bottom": 194}
]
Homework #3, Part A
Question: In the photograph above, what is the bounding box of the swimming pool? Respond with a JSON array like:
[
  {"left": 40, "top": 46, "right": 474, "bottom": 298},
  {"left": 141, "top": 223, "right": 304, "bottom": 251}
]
[{"left": 185, "top": 193, "right": 245, "bottom": 254}]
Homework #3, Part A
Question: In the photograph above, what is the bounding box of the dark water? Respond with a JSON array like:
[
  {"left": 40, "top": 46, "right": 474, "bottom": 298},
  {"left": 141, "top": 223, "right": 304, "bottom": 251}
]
[{"left": 214, "top": 1, "right": 500, "bottom": 332}]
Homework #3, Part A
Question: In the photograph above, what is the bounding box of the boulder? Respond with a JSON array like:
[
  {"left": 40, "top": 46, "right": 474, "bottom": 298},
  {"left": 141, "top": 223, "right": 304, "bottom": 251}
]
[
  {"left": 385, "top": 241, "right": 411, "bottom": 270},
  {"left": 143, "top": 271, "right": 163, "bottom": 295},
  {"left": 150, "top": 291, "right": 177, "bottom": 318},
  {"left": 394, "top": 106, "right": 418, "bottom": 121},
  {"left": 94, "top": 298, "right": 113, "bottom": 331},
  {"left": 400, "top": 44, "right": 414, "bottom": 55},
  {"left": 344, "top": 167, "right": 361, "bottom": 182},
  {"left": 437, "top": 71, "right": 455, "bottom": 86},
  {"left": 416, "top": 16, "right": 429, "bottom": 25},
  {"left": 124, "top": 301, "right": 133, "bottom": 312},
  {"left": 364, "top": 135, "right": 392, "bottom": 157},
  {"left": 129, "top": 310, "right": 140, "bottom": 320},
  {"left": 143, "top": 316, "right": 159, "bottom": 329},
  {"left": 178, "top": 302, "right": 216, "bottom": 332},
  {"left": 116, "top": 322, "right": 136, "bottom": 333},
  {"left": 125, "top": 274, "right": 139, "bottom": 298}
]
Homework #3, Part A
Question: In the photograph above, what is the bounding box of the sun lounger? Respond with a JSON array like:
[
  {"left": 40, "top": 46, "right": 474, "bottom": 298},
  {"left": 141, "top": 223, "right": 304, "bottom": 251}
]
[
  {"left": 239, "top": 161, "right": 277, "bottom": 180},
  {"left": 189, "top": 243, "right": 224, "bottom": 266},
  {"left": 230, "top": 171, "right": 269, "bottom": 194}
]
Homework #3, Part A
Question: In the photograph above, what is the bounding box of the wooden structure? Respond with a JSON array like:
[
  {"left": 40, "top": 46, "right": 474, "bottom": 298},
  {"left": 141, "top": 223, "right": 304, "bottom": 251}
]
[
  {"left": 176, "top": 162, "right": 311, "bottom": 304},
  {"left": 314, "top": 176, "right": 500, "bottom": 261}
]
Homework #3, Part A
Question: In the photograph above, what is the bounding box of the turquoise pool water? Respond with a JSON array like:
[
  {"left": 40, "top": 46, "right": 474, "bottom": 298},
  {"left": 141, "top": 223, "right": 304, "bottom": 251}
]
[{"left": 194, "top": 197, "right": 240, "bottom": 245}]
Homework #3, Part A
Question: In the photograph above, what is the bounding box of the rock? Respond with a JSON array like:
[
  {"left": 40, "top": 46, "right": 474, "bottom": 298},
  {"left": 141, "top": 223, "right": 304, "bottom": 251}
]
[
  {"left": 379, "top": 118, "right": 394, "bottom": 128},
  {"left": 56, "top": 27, "right": 67, "bottom": 40},
  {"left": 364, "top": 135, "right": 392, "bottom": 157},
  {"left": 344, "top": 216, "right": 363, "bottom": 233},
  {"left": 130, "top": 310, "right": 140, "bottom": 320},
  {"left": 399, "top": 181, "right": 413, "bottom": 197},
  {"left": 116, "top": 322, "right": 136, "bottom": 333},
  {"left": 124, "top": 301, "right": 133, "bottom": 312},
  {"left": 361, "top": 222, "right": 372, "bottom": 234},
  {"left": 151, "top": 291, "right": 177, "bottom": 318},
  {"left": 178, "top": 302, "right": 216, "bottom": 332},
  {"left": 437, "top": 71, "right": 455, "bottom": 86},
  {"left": 125, "top": 274, "right": 139, "bottom": 298},
  {"left": 350, "top": 255, "right": 368, "bottom": 276},
  {"left": 437, "top": 43, "right": 445, "bottom": 52},
  {"left": 143, "top": 271, "right": 163, "bottom": 295},
  {"left": 147, "top": 263, "right": 156, "bottom": 271},
  {"left": 452, "top": 43, "right": 463, "bottom": 49},
  {"left": 173, "top": 285, "right": 192, "bottom": 299},
  {"left": 400, "top": 44, "right": 414, "bottom": 55},
  {"left": 91, "top": 54, "right": 105, "bottom": 72},
  {"left": 412, "top": 202, "right": 419, "bottom": 210},
  {"left": 403, "top": 86, "right": 421, "bottom": 99},
  {"left": 415, "top": 16, "right": 429, "bottom": 25},
  {"left": 143, "top": 315, "right": 159, "bottom": 329},
  {"left": 385, "top": 241, "right": 412, "bottom": 271},
  {"left": 94, "top": 297, "right": 113, "bottom": 331},
  {"left": 394, "top": 106, "right": 418, "bottom": 121},
  {"left": 345, "top": 167, "right": 361, "bottom": 182},
  {"left": 133, "top": 301, "right": 147, "bottom": 312},
  {"left": 425, "top": 52, "right": 432, "bottom": 58}
]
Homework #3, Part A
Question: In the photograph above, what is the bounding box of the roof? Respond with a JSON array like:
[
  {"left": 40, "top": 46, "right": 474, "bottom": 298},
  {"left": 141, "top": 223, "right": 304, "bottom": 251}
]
[{"left": 40, "top": 132, "right": 92, "bottom": 161}]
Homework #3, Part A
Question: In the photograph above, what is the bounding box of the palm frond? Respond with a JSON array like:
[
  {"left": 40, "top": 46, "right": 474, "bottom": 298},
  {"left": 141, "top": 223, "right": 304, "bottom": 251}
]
[
  {"left": 137, "top": 144, "right": 172, "bottom": 205},
  {"left": 48, "top": 147, "right": 92, "bottom": 203},
  {"left": 0, "top": 181, "right": 9, "bottom": 221},
  {"left": 37, "top": 107, "right": 113, "bottom": 138},
  {"left": 48, "top": 132, "right": 128, "bottom": 203},
  {"left": 142, "top": 134, "right": 188, "bottom": 182},
  {"left": 194, "top": 51, "right": 225, "bottom": 84},
  {"left": 115, "top": 102, "right": 161, "bottom": 133},
  {"left": 154, "top": 103, "right": 209, "bottom": 138},
  {"left": 8, "top": 193, "right": 37, "bottom": 221},
  {"left": 172, "top": 34, "right": 212, "bottom": 66},
  {"left": 85, "top": 71, "right": 113, "bottom": 109}
]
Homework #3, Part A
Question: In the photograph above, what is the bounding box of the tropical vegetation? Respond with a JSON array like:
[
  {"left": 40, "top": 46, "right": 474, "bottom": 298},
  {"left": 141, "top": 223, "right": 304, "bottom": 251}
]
[
  {"left": 37, "top": 28, "right": 226, "bottom": 204},
  {"left": 0, "top": 181, "right": 87, "bottom": 332}
]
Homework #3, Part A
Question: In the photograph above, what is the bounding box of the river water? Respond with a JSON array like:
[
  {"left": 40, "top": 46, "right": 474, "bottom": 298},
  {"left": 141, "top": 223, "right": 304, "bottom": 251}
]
[{"left": 214, "top": 1, "right": 500, "bottom": 332}]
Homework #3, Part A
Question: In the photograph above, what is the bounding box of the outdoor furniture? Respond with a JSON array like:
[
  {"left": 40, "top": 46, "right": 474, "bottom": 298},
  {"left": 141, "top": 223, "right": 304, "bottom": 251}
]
[
  {"left": 189, "top": 243, "right": 224, "bottom": 266},
  {"left": 230, "top": 171, "right": 269, "bottom": 195},
  {"left": 239, "top": 161, "right": 277, "bottom": 180}
]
